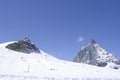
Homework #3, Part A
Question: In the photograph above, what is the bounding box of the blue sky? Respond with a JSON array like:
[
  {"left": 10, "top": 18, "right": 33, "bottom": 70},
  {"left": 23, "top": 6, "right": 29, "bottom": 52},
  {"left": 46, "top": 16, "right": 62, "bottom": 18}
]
[{"left": 0, "top": 0, "right": 120, "bottom": 61}]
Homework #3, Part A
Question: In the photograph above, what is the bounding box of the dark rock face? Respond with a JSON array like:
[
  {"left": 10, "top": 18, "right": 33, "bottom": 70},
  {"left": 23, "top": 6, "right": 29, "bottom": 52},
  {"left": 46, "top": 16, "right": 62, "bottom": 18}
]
[
  {"left": 73, "top": 40, "right": 100, "bottom": 66},
  {"left": 6, "top": 38, "right": 40, "bottom": 54},
  {"left": 73, "top": 39, "right": 120, "bottom": 67}
]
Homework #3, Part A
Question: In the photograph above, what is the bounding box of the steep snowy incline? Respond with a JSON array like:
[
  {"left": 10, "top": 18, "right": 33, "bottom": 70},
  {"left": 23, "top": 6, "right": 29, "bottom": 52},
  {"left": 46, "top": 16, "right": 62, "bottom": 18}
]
[{"left": 0, "top": 40, "right": 120, "bottom": 80}]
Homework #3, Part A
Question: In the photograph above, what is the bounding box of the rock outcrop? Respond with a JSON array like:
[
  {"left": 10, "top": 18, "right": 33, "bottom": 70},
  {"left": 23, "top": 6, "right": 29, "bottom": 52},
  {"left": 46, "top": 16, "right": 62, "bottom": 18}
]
[{"left": 6, "top": 38, "right": 40, "bottom": 54}]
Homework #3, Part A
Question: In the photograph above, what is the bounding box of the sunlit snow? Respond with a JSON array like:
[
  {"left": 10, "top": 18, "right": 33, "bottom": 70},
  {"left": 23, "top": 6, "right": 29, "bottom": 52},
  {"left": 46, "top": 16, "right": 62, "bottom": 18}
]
[{"left": 0, "top": 41, "right": 120, "bottom": 80}]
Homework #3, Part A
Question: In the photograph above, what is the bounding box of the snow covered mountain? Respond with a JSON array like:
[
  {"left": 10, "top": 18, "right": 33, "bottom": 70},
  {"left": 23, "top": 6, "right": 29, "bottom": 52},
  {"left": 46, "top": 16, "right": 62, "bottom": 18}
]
[
  {"left": 73, "top": 39, "right": 120, "bottom": 69},
  {"left": 0, "top": 38, "right": 120, "bottom": 80}
]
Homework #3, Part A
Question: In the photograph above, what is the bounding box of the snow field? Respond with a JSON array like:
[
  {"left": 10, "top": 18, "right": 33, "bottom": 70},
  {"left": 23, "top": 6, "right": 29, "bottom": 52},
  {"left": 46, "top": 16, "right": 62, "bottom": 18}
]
[{"left": 0, "top": 42, "right": 119, "bottom": 80}]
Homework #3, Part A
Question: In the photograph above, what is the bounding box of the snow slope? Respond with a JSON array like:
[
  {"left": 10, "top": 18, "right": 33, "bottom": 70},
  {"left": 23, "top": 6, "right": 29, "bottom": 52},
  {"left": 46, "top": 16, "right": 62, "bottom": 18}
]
[{"left": 0, "top": 41, "right": 120, "bottom": 80}]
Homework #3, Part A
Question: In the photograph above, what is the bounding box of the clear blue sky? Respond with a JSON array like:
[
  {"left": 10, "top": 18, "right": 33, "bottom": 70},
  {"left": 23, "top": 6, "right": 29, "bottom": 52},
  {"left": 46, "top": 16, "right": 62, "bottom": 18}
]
[{"left": 0, "top": 0, "right": 120, "bottom": 61}]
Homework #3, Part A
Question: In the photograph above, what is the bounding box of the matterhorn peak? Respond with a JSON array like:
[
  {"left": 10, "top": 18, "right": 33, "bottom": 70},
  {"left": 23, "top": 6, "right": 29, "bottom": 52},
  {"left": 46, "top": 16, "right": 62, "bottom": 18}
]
[
  {"left": 87, "top": 39, "right": 97, "bottom": 47},
  {"left": 73, "top": 39, "right": 120, "bottom": 69},
  {"left": 90, "top": 39, "right": 96, "bottom": 44},
  {"left": 5, "top": 38, "right": 40, "bottom": 54}
]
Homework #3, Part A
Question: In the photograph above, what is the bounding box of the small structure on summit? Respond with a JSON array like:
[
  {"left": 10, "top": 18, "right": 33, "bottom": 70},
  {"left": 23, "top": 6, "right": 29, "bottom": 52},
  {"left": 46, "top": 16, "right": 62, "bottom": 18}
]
[
  {"left": 6, "top": 38, "right": 40, "bottom": 54},
  {"left": 24, "top": 37, "right": 31, "bottom": 43}
]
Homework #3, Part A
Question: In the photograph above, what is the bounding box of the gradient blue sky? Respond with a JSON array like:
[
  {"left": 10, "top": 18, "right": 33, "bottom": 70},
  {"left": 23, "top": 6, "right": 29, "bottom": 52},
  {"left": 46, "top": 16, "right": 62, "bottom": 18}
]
[{"left": 0, "top": 0, "right": 120, "bottom": 61}]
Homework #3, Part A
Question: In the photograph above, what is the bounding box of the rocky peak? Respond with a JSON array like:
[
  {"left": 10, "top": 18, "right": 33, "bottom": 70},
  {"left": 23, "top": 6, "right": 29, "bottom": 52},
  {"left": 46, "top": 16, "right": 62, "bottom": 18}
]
[
  {"left": 73, "top": 39, "right": 120, "bottom": 69},
  {"left": 90, "top": 39, "right": 96, "bottom": 44},
  {"left": 6, "top": 38, "right": 40, "bottom": 54}
]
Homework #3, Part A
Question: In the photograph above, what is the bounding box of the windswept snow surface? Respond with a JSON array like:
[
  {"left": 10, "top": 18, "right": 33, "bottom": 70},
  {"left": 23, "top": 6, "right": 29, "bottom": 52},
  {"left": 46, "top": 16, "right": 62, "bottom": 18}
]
[{"left": 0, "top": 42, "right": 120, "bottom": 80}]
